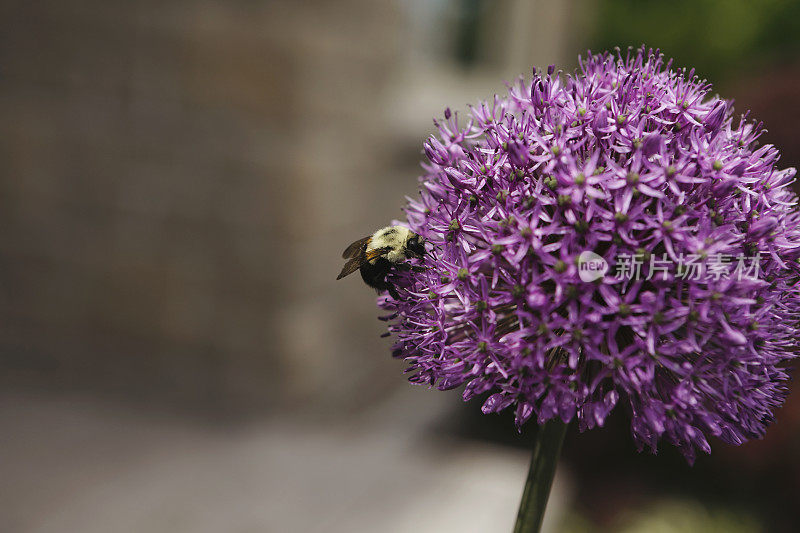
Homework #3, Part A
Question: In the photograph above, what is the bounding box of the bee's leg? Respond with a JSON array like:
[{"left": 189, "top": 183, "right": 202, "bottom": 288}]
[
  {"left": 396, "top": 262, "right": 427, "bottom": 273},
  {"left": 387, "top": 284, "right": 401, "bottom": 300},
  {"left": 374, "top": 279, "right": 401, "bottom": 300}
]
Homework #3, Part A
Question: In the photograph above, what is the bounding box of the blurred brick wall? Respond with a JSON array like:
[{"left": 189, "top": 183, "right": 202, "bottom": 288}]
[{"left": 0, "top": 0, "right": 405, "bottom": 412}]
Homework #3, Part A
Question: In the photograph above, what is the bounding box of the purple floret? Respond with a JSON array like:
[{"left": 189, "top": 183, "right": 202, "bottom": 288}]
[{"left": 381, "top": 46, "right": 800, "bottom": 463}]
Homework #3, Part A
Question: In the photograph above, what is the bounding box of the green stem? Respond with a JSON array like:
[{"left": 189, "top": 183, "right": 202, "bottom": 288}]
[{"left": 513, "top": 420, "right": 569, "bottom": 533}]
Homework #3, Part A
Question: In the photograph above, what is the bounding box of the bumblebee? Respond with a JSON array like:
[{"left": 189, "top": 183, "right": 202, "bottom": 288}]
[{"left": 337, "top": 226, "right": 426, "bottom": 299}]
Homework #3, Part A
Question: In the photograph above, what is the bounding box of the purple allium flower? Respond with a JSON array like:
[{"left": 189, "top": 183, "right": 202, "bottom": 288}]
[{"left": 381, "top": 47, "right": 800, "bottom": 462}]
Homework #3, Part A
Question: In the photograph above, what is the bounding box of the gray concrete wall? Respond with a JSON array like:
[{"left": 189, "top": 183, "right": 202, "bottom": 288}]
[{"left": 0, "top": 0, "right": 575, "bottom": 414}]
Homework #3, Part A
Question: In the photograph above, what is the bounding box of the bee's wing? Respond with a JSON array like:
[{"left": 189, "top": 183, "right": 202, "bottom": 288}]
[
  {"left": 366, "top": 246, "right": 391, "bottom": 262},
  {"left": 337, "top": 246, "right": 391, "bottom": 280},
  {"left": 342, "top": 236, "right": 371, "bottom": 259},
  {"left": 337, "top": 256, "right": 366, "bottom": 280}
]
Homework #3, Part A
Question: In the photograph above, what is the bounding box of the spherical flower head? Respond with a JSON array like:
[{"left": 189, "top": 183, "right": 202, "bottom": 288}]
[{"left": 381, "top": 47, "right": 800, "bottom": 463}]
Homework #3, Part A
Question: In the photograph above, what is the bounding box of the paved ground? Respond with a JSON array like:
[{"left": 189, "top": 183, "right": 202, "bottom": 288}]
[{"left": 0, "top": 389, "right": 570, "bottom": 533}]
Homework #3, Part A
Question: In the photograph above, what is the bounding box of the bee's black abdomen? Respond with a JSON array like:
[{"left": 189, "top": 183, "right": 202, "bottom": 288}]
[{"left": 360, "top": 258, "right": 398, "bottom": 299}]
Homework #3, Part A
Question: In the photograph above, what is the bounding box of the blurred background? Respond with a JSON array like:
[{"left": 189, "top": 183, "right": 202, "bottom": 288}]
[{"left": 1, "top": 0, "right": 799, "bottom": 531}]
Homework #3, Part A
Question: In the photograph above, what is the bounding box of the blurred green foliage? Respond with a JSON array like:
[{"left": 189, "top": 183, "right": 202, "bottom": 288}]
[
  {"left": 590, "top": 0, "right": 800, "bottom": 85},
  {"left": 560, "top": 499, "right": 762, "bottom": 533},
  {"left": 615, "top": 499, "right": 762, "bottom": 533}
]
